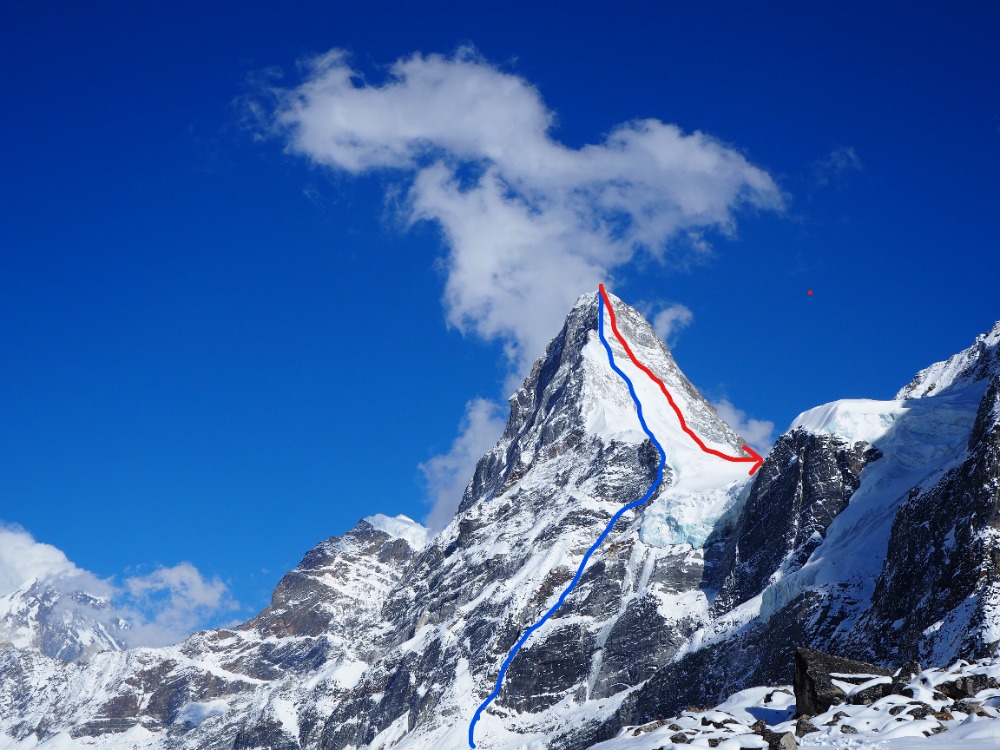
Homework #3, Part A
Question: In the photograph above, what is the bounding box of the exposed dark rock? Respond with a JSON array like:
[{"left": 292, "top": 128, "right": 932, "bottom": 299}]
[
  {"left": 711, "top": 432, "right": 879, "bottom": 614},
  {"left": 937, "top": 674, "right": 1000, "bottom": 700},
  {"left": 824, "top": 710, "right": 849, "bottom": 725},
  {"left": 907, "top": 703, "right": 933, "bottom": 720},
  {"left": 848, "top": 681, "right": 892, "bottom": 705},
  {"left": 502, "top": 623, "right": 594, "bottom": 712},
  {"left": 233, "top": 718, "right": 300, "bottom": 750},
  {"left": 890, "top": 661, "right": 922, "bottom": 693},
  {"left": 953, "top": 698, "right": 983, "bottom": 714},
  {"left": 793, "top": 647, "right": 890, "bottom": 716},
  {"left": 762, "top": 727, "right": 798, "bottom": 749},
  {"left": 794, "top": 716, "right": 818, "bottom": 737}
]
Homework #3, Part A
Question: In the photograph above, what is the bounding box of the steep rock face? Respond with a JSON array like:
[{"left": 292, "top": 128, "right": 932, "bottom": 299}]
[
  {"left": 846, "top": 356, "right": 1000, "bottom": 665},
  {"left": 711, "top": 430, "right": 880, "bottom": 614},
  {"left": 579, "top": 321, "right": 1000, "bottom": 747}
]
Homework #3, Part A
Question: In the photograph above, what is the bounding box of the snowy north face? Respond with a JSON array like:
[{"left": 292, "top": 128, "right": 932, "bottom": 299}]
[{"left": 1, "top": 294, "right": 999, "bottom": 750}]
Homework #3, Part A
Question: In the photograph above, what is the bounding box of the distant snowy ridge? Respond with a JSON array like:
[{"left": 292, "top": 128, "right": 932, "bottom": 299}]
[
  {"left": 0, "top": 577, "right": 128, "bottom": 661},
  {"left": 897, "top": 320, "right": 1000, "bottom": 399}
]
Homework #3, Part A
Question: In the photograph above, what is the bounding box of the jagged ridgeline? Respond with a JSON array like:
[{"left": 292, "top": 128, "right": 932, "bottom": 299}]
[{"left": 1, "top": 292, "right": 999, "bottom": 750}]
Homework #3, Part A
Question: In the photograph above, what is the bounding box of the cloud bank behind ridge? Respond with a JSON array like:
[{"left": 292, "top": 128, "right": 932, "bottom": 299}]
[{"left": 0, "top": 522, "right": 237, "bottom": 649}]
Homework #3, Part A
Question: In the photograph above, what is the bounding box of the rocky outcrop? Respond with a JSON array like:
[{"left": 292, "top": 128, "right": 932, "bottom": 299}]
[
  {"left": 792, "top": 647, "right": 890, "bottom": 716},
  {"left": 846, "top": 372, "right": 1000, "bottom": 665},
  {"left": 711, "top": 431, "right": 880, "bottom": 613}
]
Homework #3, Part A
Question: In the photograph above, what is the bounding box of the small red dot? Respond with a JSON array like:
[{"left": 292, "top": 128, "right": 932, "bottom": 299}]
[{"left": 807, "top": 290, "right": 813, "bottom": 295}]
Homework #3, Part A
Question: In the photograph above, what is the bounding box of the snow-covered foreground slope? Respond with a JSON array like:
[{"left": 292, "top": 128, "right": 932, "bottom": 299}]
[{"left": 1, "top": 296, "right": 998, "bottom": 750}]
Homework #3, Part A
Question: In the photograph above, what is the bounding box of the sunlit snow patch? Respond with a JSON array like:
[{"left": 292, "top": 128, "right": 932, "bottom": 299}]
[
  {"left": 363, "top": 514, "right": 430, "bottom": 551},
  {"left": 791, "top": 398, "right": 906, "bottom": 445}
]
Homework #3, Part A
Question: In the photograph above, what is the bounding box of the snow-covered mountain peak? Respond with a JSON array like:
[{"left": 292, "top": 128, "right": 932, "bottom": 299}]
[
  {"left": 0, "top": 576, "right": 129, "bottom": 661},
  {"left": 597, "top": 291, "right": 747, "bottom": 459},
  {"left": 362, "top": 514, "right": 430, "bottom": 551},
  {"left": 896, "top": 320, "right": 1000, "bottom": 399},
  {"left": 460, "top": 288, "right": 751, "bottom": 516},
  {"left": 242, "top": 517, "right": 421, "bottom": 643}
]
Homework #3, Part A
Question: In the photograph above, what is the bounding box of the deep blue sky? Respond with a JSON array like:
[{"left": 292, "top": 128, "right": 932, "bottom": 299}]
[{"left": 2, "top": 1, "right": 998, "bottom": 622}]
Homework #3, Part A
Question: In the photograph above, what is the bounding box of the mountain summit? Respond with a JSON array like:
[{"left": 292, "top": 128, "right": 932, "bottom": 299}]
[{"left": 1, "top": 293, "right": 999, "bottom": 750}]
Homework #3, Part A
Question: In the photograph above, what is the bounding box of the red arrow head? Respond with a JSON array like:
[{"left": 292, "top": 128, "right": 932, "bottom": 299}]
[{"left": 741, "top": 445, "right": 764, "bottom": 476}]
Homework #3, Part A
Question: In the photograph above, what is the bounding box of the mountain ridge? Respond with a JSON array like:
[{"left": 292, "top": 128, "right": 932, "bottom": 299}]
[{"left": 0, "top": 293, "right": 998, "bottom": 750}]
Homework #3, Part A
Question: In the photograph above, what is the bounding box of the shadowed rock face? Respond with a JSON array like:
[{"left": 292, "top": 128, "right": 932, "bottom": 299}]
[
  {"left": 711, "top": 430, "right": 881, "bottom": 614},
  {"left": 1, "top": 305, "right": 999, "bottom": 750},
  {"left": 846, "top": 375, "right": 1000, "bottom": 665},
  {"left": 792, "top": 647, "right": 890, "bottom": 717}
]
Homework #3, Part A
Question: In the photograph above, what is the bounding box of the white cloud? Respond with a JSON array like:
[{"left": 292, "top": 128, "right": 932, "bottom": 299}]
[
  {"left": 268, "top": 47, "right": 784, "bottom": 375},
  {"left": 712, "top": 399, "right": 775, "bottom": 453},
  {"left": 264, "top": 47, "right": 785, "bottom": 529},
  {"left": 419, "top": 398, "right": 506, "bottom": 531},
  {"left": 0, "top": 522, "right": 81, "bottom": 595},
  {"left": 0, "top": 520, "right": 237, "bottom": 648},
  {"left": 652, "top": 303, "right": 694, "bottom": 346},
  {"left": 118, "top": 562, "right": 238, "bottom": 647}
]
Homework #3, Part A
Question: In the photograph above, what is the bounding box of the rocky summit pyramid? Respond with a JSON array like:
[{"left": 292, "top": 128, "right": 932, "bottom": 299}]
[{"left": 1, "top": 293, "right": 999, "bottom": 750}]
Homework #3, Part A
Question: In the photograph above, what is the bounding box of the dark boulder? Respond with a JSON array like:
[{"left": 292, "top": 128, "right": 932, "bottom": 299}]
[
  {"left": 938, "top": 674, "right": 1000, "bottom": 700},
  {"left": 762, "top": 727, "right": 798, "bottom": 749},
  {"left": 794, "top": 716, "right": 819, "bottom": 737},
  {"left": 793, "top": 647, "right": 891, "bottom": 716}
]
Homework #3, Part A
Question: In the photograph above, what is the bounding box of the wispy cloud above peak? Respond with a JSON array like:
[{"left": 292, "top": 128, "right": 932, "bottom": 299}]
[
  {"left": 652, "top": 303, "right": 695, "bottom": 346},
  {"left": 0, "top": 522, "right": 81, "bottom": 594},
  {"left": 267, "top": 47, "right": 785, "bottom": 375},
  {"left": 813, "top": 145, "right": 863, "bottom": 189},
  {"left": 263, "top": 47, "right": 786, "bottom": 530}
]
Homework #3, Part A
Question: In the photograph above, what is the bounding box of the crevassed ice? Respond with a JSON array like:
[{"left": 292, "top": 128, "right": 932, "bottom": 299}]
[{"left": 640, "top": 481, "right": 746, "bottom": 548}]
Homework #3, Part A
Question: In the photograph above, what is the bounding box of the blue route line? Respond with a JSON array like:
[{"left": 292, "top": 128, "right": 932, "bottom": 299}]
[{"left": 468, "top": 292, "right": 667, "bottom": 748}]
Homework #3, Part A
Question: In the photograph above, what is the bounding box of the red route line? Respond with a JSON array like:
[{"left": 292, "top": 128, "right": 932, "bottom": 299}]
[{"left": 599, "top": 284, "right": 764, "bottom": 477}]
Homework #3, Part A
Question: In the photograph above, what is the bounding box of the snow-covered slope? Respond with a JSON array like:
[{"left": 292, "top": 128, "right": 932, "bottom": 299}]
[
  {"left": 1, "top": 295, "right": 999, "bottom": 750},
  {"left": 896, "top": 321, "right": 1000, "bottom": 399},
  {"left": 363, "top": 514, "right": 430, "bottom": 552}
]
